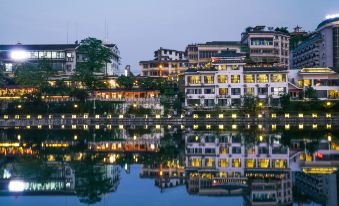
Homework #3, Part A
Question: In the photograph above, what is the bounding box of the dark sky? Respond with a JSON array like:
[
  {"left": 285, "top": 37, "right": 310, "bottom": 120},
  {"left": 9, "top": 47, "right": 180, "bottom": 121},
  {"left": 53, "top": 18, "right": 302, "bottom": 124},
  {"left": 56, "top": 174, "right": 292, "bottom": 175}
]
[{"left": 1, "top": 0, "right": 339, "bottom": 74}]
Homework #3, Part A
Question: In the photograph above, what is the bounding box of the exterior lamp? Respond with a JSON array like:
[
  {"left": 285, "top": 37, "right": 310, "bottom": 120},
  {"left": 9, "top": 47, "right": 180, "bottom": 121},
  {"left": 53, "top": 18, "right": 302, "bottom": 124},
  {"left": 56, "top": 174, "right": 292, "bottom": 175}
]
[
  {"left": 74, "top": 135, "right": 78, "bottom": 140},
  {"left": 11, "top": 50, "right": 29, "bottom": 61},
  {"left": 74, "top": 104, "right": 78, "bottom": 108},
  {"left": 326, "top": 101, "right": 331, "bottom": 107},
  {"left": 17, "top": 105, "right": 22, "bottom": 109},
  {"left": 328, "top": 135, "right": 332, "bottom": 142}
]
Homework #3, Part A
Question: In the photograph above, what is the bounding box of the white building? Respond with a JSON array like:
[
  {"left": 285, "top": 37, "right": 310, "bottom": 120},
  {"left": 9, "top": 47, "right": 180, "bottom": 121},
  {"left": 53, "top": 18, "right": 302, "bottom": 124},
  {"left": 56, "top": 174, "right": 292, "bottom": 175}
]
[
  {"left": 184, "top": 52, "right": 288, "bottom": 107},
  {"left": 241, "top": 26, "right": 290, "bottom": 66},
  {"left": 0, "top": 43, "right": 120, "bottom": 76},
  {"left": 288, "top": 67, "right": 339, "bottom": 99}
]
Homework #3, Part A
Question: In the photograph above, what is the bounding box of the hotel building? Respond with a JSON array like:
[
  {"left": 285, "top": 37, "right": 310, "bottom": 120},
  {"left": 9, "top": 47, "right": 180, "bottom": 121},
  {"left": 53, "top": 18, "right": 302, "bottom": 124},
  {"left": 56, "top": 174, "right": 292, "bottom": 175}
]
[
  {"left": 241, "top": 26, "right": 290, "bottom": 66},
  {"left": 185, "top": 41, "right": 242, "bottom": 67},
  {"left": 184, "top": 52, "right": 288, "bottom": 107},
  {"left": 0, "top": 43, "right": 120, "bottom": 76},
  {"left": 291, "top": 16, "right": 339, "bottom": 69},
  {"left": 140, "top": 47, "right": 188, "bottom": 78}
]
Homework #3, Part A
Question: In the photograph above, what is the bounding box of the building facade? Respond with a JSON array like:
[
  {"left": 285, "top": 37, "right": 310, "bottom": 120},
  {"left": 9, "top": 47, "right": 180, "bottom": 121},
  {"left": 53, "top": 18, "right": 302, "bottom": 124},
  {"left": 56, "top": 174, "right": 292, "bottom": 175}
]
[
  {"left": 0, "top": 43, "right": 120, "bottom": 76},
  {"left": 184, "top": 52, "right": 288, "bottom": 107},
  {"left": 291, "top": 16, "right": 339, "bottom": 69},
  {"left": 140, "top": 47, "right": 188, "bottom": 78},
  {"left": 241, "top": 26, "right": 290, "bottom": 66},
  {"left": 185, "top": 41, "right": 242, "bottom": 67}
]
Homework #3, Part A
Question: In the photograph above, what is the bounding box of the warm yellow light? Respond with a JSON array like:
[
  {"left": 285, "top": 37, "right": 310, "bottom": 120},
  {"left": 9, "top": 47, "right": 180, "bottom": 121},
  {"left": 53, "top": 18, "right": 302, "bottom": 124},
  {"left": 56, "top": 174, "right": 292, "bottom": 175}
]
[
  {"left": 168, "top": 125, "right": 172, "bottom": 129},
  {"left": 272, "top": 124, "right": 277, "bottom": 130},
  {"left": 133, "top": 103, "right": 137, "bottom": 108},
  {"left": 259, "top": 135, "right": 263, "bottom": 141},
  {"left": 326, "top": 101, "right": 331, "bottom": 106},
  {"left": 285, "top": 124, "right": 290, "bottom": 130},
  {"left": 232, "top": 114, "right": 237, "bottom": 119},
  {"left": 61, "top": 125, "right": 65, "bottom": 129},
  {"left": 119, "top": 114, "right": 124, "bottom": 119},
  {"left": 156, "top": 124, "right": 161, "bottom": 129},
  {"left": 37, "top": 115, "right": 42, "bottom": 119},
  {"left": 312, "top": 124, "right": 318, "bottom": 129},
  {"left": 95, "top": 115, "right": 100, "bottom": 119},
  {"left": 285, "top": 113, "right": 289, "bottom": 118},
  {"left": 180, "top": 114, "right": 185, "bottom": 118},
  {"left": 156, "top": 114, "right": 161, "bottom": 119},
  {"left": 145, "top": 114, "right": 148, "bottom": 119},
  {"left": 312, "top": 113, "right": 318, "bottom": 118},
  {"left": 219, "top": 125, "right": 224, "bottom": 130},
  {"left": 232, "top": 124, "right": 237, "bottom": 129},
  {"left": 326, "top": 113, "right": 331, "bottom": 118},
  {"left": 258, "top": 102, "right": 263, "bottom": 107},
  {"left": 193, "top": 124, "right": 199, "bottom": 129},
  {"left": 74, "top": 104, "right": 78, "bottom": 108},
  {"left": 17, "top": 105, "right": 22, "bottom": 109},
  {"left": 107, "top": 125, "right": 112, "bottom": 129},
  {"left": 298, "top": 113, "right": 304, "bottom": 118},
  {"left": 206, "top": 114, "right": 211, "bottom": 119},
  {"left": 206, "top": 125, "right": 211, "bottom": 129},
  {"left": 17, "top": 135, "right": 21, "bottom": 140},
  {"left": 119, "top": 125, "right": 124, "bottom": 129},
  {"left": 72, "top": 115, "right": 77, "bottom": 119},
  {"left": 3, "top": 115, "right": 8, "bottom": 119},
  {"left": 218, "top": 114, "right": 224, "bottom": 119},
  {"left": 258, "top": 124, "right": 263, "bottom": 129},
  {"left": 193, "top": 114, "right": 199, "bottom": 119},
  {"left": 74, "top": 135, "right": 78, "bottom": 140},
  {"left": 95, "top": 125, "right": 100, "bottom": 129},
  {"left": 299, "top": 124, "right": 304, "bottom": 129},
  {"left": 83, "top": 114, "right": 88, "bottom": 119},
  {"left": 72, "top": 125, "right": 77, "bottom": 129},
  {"left": 327, "top": 124, "right": 332, "bottom": 129},
  {"left": 26, "top": 115, "right": 30, "bottom": 119},
  {"left": 180, "top": 125, "right": 185, "bottom": 129},
  {"left": 271, "top": 113, "right": 276, "bottom": 118},
  {"left": 258, "top": 114, "right": 262, "bottom": 118},
  {"left": 328, "top": 135, "right": 332, "bottom": 141}
]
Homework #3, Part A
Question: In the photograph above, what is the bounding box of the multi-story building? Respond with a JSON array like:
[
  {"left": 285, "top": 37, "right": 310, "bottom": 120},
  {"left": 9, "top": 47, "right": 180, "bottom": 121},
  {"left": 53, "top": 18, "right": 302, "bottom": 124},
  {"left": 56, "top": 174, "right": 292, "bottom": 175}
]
[
  {"left": 185, "top": 41, "right": 242, "bottom": 67},
  {"left": 184, "top": 52, "right": 288, "bottom": 107},
  {"left": 185, "top": 130, "right": 292, "bottom": 205},
  {"left": 140, "top": 47, "right": 188, "bottom": 78},
  {"left": 288, "top": 67, "right": 339, "bottom": 99},
  {"left": 241, "top": 26, "right": 290, "bottom": 66},
  {"left": 0, "top": 43, "right": 120, "bottom": 76},
  {"left": 291, "top": 16, "right": 339, "bottom": 69}
]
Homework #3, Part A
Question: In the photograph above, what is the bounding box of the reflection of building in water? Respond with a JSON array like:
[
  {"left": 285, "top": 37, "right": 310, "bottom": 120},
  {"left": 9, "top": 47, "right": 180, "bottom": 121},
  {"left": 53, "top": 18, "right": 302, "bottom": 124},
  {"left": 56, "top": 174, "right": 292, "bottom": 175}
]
[
  {"left": 185, "top": 131, "right": 292, "bottom": 205},
  {"left": 88, "top": 131, "right": 162, "bottom": 153},
  {"left": 0, "top": 163, "right": 75, "bottom": 195},
  {"left": 293, "top": 171, "right": 339, "bottom": 206},
  {"left": 140, "top": 161, "right": 185, "bottom": 189}
]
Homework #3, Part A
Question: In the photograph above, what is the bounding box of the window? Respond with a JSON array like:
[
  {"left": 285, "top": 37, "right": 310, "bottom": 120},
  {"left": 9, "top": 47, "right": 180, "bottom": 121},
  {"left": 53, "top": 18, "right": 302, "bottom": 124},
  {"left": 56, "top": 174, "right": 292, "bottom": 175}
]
[
  {"left": 257, "top": 74, "right": 269, "bottom": 83},
  {"left": 219, "top": 88, "right": 228, "bottom": 95},
  {"left": 250, "top": 38, "right": 273, "bottom": 46},
  {"left": 231, "top": 75, "right": 240, "bottom": 83},
  {"left": 271, "top": 87, "right": 285, "bottom": 95},
  {"left": 232, "top": 158, "right": 241, "bottom": 168},
  {"left": 218, "top": 75, "right": 227, "bottom": 83},
  {"left": 304, "top": 79, "right": 311, "bottom": 87},
  {"left": 231, "top": 88, "right": 241, "bottom": 95},
  {"left": 188, "top": 76, "right": 201, "bottom": 84},
  {"left": 204, "top": 75, "right": 214, "bottom": 84},
  {"left": 218, "top": 159, "right": 228, "bottom": 168},
  {"left": 271, "top": 74, "right": 286, "bottom": 82},
  {"left": 204, "top": 88, "right": 214, "bottom": 94},
  {"left": 244, "top": 87, "right": 255, "bottom": 95},
  {"left": 258, "top": 87, "right": 268, "bottom": 95},
  {"left": 244, "top": 74, "right": 255, "bottom": 83},
  {"left": 219, "top": 65, "right": 227, "bottom": 70},
  {"left": 231, "top": 65, "right": 239, "bottom": 70},
  {"left": 186, "top": 89, "right": 202, "bottom": 94}
]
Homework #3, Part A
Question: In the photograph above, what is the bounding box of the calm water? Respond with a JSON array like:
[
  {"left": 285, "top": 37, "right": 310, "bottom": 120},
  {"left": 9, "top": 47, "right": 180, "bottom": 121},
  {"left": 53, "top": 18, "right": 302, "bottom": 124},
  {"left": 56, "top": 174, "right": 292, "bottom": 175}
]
[{"left": 0, "top": 126, "right": 338, "bottom": 206}]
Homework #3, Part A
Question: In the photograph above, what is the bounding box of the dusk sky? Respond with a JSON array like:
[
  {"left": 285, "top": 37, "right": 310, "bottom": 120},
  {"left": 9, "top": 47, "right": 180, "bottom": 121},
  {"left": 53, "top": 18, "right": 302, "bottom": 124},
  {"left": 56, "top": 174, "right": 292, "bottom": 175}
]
[{"left": 1, "top": 0, "right": 339, "bottom": 73}]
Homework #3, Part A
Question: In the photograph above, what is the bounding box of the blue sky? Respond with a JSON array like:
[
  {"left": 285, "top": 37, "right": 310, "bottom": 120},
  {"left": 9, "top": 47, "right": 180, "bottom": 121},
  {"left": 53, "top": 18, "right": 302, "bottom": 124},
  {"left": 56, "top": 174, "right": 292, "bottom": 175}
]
[{"left": 1, "top": 0, "right": 338, "bottom": 73}]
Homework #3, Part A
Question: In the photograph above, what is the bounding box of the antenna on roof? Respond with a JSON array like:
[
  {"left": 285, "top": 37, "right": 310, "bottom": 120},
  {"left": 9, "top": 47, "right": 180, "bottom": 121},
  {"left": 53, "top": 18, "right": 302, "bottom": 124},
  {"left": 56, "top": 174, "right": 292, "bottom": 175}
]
[
  {"left": 66, "top": 22, "right": 69, "bottom": 44},
  {"left": 104, "top": 17, "right": 109, "bottom": 44}
]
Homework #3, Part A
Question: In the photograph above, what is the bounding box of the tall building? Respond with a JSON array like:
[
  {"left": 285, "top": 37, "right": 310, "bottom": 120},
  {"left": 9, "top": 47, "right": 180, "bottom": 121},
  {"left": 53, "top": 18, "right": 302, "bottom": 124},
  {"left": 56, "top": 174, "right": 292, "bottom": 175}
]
[
  {"left": 241, "top": 26, "right": 290, "bottom": 66},
  {"left": 139, "top": 47, "right": 188, "bottom": 78},
  {"left": 184, "top": 52, "right": 288, "bottom": 107},
  {"left": 291, "top": 16, "right": 339, "bottom": 69},
  {"left": 185, "top": 41, "right": 242, "bottom": 67},
  {"left": 0, "top": 43, "right": 120, "bottom": 76}
]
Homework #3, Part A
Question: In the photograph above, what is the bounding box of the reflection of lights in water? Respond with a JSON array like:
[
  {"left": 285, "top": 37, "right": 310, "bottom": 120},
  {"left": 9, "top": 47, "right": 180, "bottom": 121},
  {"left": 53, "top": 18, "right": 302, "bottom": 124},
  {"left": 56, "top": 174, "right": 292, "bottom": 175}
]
[
  {"left": 8, "top": 180, "right": 25, "bottom": 192},
  {"left": 124, "top": 163, "right": 128, "bottom": 171},
  {"left": 109, "top": 155, "right": 115, "bottom": 163},
  {"left": 3, "top": 169, "right": 11, "bottom": 179},
  {"left": 328, "top": 135, "right": 332, "bottom": 142},
  {"left": 150, "top": 144, "right": 155, "bottom": 150}
]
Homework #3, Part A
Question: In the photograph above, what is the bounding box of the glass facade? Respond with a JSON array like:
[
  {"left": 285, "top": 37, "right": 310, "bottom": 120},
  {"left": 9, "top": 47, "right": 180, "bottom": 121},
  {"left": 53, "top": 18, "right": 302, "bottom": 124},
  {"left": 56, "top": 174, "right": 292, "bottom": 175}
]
[
  {"left": 333, "top": 27, "right": 339, "bottom": 67},
  {"left": 217, "top": 75, "right": 227, "bottom": 83}
]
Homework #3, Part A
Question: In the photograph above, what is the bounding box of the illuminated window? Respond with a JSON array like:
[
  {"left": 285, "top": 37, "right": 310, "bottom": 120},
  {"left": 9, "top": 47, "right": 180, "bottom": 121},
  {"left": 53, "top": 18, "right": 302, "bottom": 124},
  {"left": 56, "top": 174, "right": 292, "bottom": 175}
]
[
  {"left": 231, "top": 75, "right": 240, "bottom": 83},
  {"left": 259, "top": 159, "right": 270, "bottom": 168},
  {"left": 231, "top": 65, "right": 239, "bottom": 70},
  {"left": 205, "top": 158, "right": 215, "bottom": 168},
  {"left": 273, "top": 159, "right": 286, "bottom": 168},
  {"left": 219, "top": 65, "right": 227, "bottom": 70},
  {"left": 257, "top": 74, "right": 269, "bottom": 83},
  {"left": 218, "top": 159, "right": 228, "bottom": 167},
  {"left": 244, "top": 87, "right": 254, "bottom": 95},
  {"left": 191, "top": 158, "right": 201, "bottom": 167},
  {"left": 188, "top": 76, "right": 201, "bottom": 84},
  {"left": 204, "top": 75, "right": 214, "bottom": 84},
  {"left": 304, "top": 79, "right": 311, "bottom": 87},
  {"left": 246, "top": 159, "right": 255, "bottom": 168},
  {"left": 271, "top": 74, "right": 286, "bottom": 82},
  {"left": 244, "top": 74, "right": 255, "bottom": 83},
  {"left": 232, "top": 158, "right": 241, "bottom": 168},
  {"left": 219, "top": 88, "right": 228, "bottom": 95},
  {"left": 217, "top": 75, "right": 227, "bottom": 83}
]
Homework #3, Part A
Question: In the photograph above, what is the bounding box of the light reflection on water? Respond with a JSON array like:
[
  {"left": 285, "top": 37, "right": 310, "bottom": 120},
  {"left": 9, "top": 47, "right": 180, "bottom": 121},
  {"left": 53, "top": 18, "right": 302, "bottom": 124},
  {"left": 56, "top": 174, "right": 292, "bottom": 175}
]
[{"left": 0, "top": 126, "right": 337, "bottom": 206}]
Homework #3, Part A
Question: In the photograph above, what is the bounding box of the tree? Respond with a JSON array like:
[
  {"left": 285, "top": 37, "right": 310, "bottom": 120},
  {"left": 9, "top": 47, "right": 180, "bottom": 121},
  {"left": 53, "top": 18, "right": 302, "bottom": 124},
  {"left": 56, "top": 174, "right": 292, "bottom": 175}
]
[
  {"left": 242, "top": 95, "right": 257, "bottom": 113},
  {"left": 116, "top": 76, "right": 134, "bottom": 89},
  {"left": 15, "top": 59, "right": 55, "bottom": 87},
  {"left": 0, "top": 65, "right": 5, "bottom": 87},
  {"left": 73, "top": 37, "right": 113, "bottom": 91},
  {"left": 304, "top": 86, "right": 317, "bottom": 100},
  {"left": 280, "top": 93, "right": 291, "bottom": 109},
  {"left": 275, "top": 27, "right": 289, "bottom": 34}
]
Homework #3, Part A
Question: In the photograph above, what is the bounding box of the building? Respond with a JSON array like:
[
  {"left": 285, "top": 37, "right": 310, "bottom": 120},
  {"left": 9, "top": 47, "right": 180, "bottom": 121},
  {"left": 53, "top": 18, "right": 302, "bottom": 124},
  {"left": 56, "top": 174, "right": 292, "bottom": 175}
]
[
  {"left": 185, "top": 130, "right": 292, "bottom": 205},
  {"left": 288, "top": 67, "right": 339, "bottom": 99},
  {"left": 185, "top": 41, "right": 242, "bottom": 67},
  {"left": 184, "top": 52, "right": 288, "bottom": 107},
  {"left": 291, "top": 16, "right": 339, "bottom": 69},
  {"left": 140, "top": 47, "right": 188, "bottom": 78},
  {"left": 241, "top": 26, "right": 290, "bottom": 66},
  {"left": 0, "top": 43, "right": 120, "bottom": 76}
]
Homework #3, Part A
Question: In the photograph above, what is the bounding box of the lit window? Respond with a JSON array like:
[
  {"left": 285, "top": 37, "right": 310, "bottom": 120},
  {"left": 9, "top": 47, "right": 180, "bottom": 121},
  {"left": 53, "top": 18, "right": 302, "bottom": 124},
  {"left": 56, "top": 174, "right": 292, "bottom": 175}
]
[
  {"left": 217, "top": 75, "right": 227, "bottom": 83},
  {"left": 188, "top": 76, "right": 201, "bottom": 84},
  {"left": 257, "top": 74, "right": 269, "bottom": 83},
  {"left": 219, "top": 88, "right": 228, "bottom": 95},
  {"left": 204, "top": 75, "right": 214, "bottom": 84},
  {"left": 231, "top": 75, "right": 240, "bottom": 83},
  {"left": 244, "top": 74, "right": 254, "bottom": 83},
  {"left": 271, "top": 74, "right": 286, "bottom": 82}
]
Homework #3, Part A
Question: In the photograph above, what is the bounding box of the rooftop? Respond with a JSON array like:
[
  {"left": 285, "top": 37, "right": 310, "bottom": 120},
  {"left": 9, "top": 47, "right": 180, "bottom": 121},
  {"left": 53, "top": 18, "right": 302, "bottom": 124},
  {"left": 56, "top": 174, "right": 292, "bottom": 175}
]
[
  {"left": 0, "top": 43, "right": 116, "bottom": 51},
  {"left": 199, "top": 41, "right": 241, "bottom": 46},
  {"left": 299, "top": 67, "right": 337, "bottom": 74},
  {"left": 185, "top": 67, "right": 217, "bottom": 73},
  {"left": 317, "top": 17, "right": 339, "bottom": 30},
  {"left": 243, "top": 67, "right": 288, "bottom": 72},
  {"left": 212, "top": 51, "right": 246, "bottom": 58}
]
